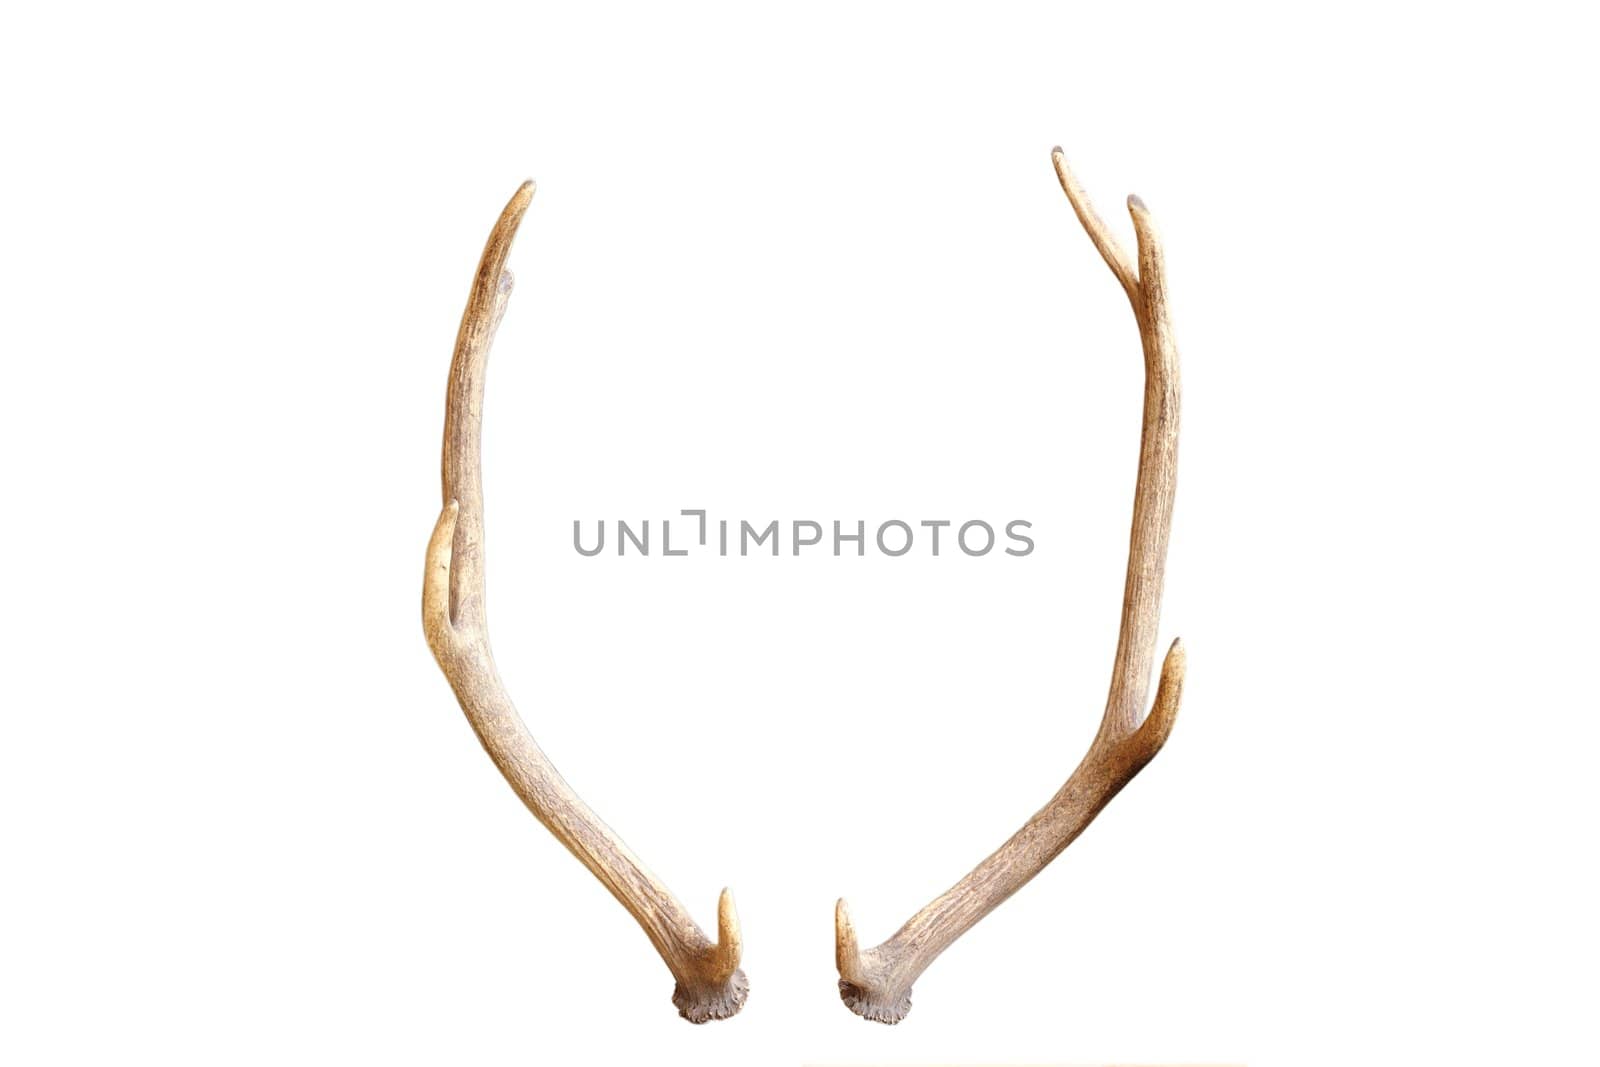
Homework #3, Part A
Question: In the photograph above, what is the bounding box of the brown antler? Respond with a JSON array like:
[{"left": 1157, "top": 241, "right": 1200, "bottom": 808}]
[
  {"left": 834, "top": 149, "right": 1186, "bottom": 1023},
  {"left": 422, "top": 182, "right": 747, "bottom": 1023}
]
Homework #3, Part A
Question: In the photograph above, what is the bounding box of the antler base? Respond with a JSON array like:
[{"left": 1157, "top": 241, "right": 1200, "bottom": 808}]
[
  {"left": 838, "top": 977, "right": 913, "bottom": 1025},
  {"left": 673, "top": 969, "right": 750, "bottom": 1024}
]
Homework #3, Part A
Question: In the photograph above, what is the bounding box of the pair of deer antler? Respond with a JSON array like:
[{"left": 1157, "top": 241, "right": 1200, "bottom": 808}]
[{"left": 422, "top": 148, "right": 1184, "bottom": 1024}]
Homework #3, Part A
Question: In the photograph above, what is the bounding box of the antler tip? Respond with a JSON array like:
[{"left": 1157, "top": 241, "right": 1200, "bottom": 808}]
[
  {"left": 422, "top": 500, "right": 462, "bottom": 654},
  {"left": 1160, "top": 637, "right": 1187, "bottom": 699},
  {"left": 431, "top": 499, "right": 460, "bottom": 552},
  {"left": 834, "top": 898, "right": 859, "bottom": 971},
  {"left": 717, "top": 887, "right": 741, "bottom": 949},
  {"left": 493, "top": 180, "right": 536, "bottom": 241},
  {"left": 1129, "top": 637, "right": 1186, "bottom": 762},
  {"left": 1159, "top": 638, "right": 1186, "bottom": 693}
]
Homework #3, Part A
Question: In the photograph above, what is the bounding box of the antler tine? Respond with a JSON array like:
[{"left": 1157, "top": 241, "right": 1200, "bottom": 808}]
[
  {"left": 834, "top": 148, "right": 1186, "bottom": 1023},
  {"left": 440, "top": 180, "right": 531, "bottom": 632},
  {"left": 1051, "top": 147, "right": 1138, "bottom": 307},
  {"left": 424, "top": 183, "right": 748, "bottom": 1023}
]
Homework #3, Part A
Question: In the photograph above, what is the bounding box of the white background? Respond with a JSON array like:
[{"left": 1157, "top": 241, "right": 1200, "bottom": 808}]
[{"left": 2, "top": 2, "right": 1596, "bottom": 1064}]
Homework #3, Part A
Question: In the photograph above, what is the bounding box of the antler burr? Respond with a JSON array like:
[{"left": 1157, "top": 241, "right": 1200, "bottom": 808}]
[
  {"left": 834, "top": 148, "right": 1186, "bottom": 1023},
  {"left": 422, "top": 182, "right": 747, "bottom": 1023}
]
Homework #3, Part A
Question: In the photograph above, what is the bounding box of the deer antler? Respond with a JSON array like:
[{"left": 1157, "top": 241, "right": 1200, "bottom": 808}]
[
  {"left": 422, "top": 182, "right": 747, "bottom": 1023},
  {"left": 834, "top": 148, "right": 1186, "bottom": 1023}
]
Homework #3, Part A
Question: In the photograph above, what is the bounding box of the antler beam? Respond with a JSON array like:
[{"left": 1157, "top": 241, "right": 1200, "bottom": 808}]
[
  {"left": 834, "top": 149, "right": 1186, "bottom": 1023},
  {"left": 422, "top": 182, "right": 747, "bottom": 1023}
]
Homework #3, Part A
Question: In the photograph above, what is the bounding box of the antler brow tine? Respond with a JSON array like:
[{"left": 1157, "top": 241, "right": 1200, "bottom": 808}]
[{"left": 423, "top": 182, "right": 747, "bottom": 1023}]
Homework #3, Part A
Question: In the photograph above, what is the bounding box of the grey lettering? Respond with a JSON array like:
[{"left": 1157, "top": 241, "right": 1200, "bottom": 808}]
[
  {"left": 681, "top": 509, "right": 707, "bottom": 545},
  {"left": 877, "top": 520, "right": 913, "bottom": 557},
  {"left": 573, "top": 520, "right": 605, "bottom": 557},
  {"left": 663, "top": 520, "right": 688, "bottom": 556},
  {"left": 958, "top": 519, "right": 995, "bottom": 556},
  {"left": 793, "top": 520, "right": 823, "bottom": 555},
  {"left": 1005, "top": 519, "right": 1035, "bottom": 557},
  {"left": 741, "top": 520, "right": 779, "bottom": 556},
  {"left": 618, "top": 519, "right": 649, "bottom": 556},
  {"left": 920, "top": 519, "right": 950, "bottom": 555},
  {"left": 834, "top": 520, "right": 865, "bottom": 556}
]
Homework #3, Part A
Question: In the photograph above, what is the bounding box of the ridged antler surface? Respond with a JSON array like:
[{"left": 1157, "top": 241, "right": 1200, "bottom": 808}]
[
  {"left": 834, "top": 148, "right": 1186, "bottom": 1023},
  {"left": 422, "top": 183, "right": 747, "bottom": 1023}
]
